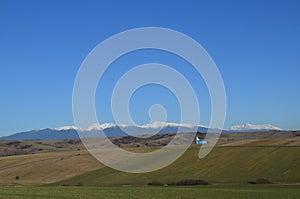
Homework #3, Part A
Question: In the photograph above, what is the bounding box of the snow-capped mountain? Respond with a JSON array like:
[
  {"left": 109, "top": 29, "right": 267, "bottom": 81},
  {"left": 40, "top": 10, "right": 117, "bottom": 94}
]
[
  {"left": 230, "top": 123, "right": 281, "bottom": 131},
  {"left": 0, "top": 122, "right": 211, "bottom": 140},
  {"left": 53, "top": 126, "right": 79, "bottom": 131},
  {"left": 75, "top": 122, "right": 205, "bottom": 138},
  {"left": 55, "top": 122, "right": 196, "bottom": 131},
  {"left": 0, "top": 122, "right": 282, "bottom": 140},
  {"left": 140, "top": 122, "right": 195, "bottom": 129}
]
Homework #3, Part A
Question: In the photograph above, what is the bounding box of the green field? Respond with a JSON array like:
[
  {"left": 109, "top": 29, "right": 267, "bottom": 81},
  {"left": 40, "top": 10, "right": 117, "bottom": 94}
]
[
  {"left": 0, "top": 185, "right": 299, "bottom": 199},
  {"left": 53, "top": 146, "right": 300, "bottom": 186}
]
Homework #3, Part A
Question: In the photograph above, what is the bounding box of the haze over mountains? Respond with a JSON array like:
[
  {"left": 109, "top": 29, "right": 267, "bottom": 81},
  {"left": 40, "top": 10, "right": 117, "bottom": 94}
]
[{"left": 0, "top": 122, "right": 282, "bottom": 141}]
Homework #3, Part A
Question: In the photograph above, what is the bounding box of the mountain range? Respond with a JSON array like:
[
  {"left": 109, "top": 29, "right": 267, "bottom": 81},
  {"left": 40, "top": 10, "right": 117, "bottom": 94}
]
[{"left": 0, "top": 122, "right": 281, "bottom": 140}]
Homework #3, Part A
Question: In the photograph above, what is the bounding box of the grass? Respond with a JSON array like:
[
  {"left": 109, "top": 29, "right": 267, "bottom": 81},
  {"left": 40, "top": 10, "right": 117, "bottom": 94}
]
[
  {"left": 0, "top": 150, "right": 102, "bottom": 186},
  {"left": 0, "top": 185, "right": 299, "bottom": 199},
  {"left": 0, "top": 145, "right": 299, "bottom": 186},
  {"left": 53, "top": 145, "right": 300, "bottom": 186}
]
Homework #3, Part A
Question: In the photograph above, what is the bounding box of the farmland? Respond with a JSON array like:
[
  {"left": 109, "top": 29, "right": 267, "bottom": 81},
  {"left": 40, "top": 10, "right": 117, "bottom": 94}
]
[
  {"left": 0, "top": 134, "right": 299, "bottom": 198},
  {"left": 0, "top": 185, "right": 299, "bottom": 199},
  {"left": 53, "top": 145, "right": 300, "bottom": 186}
]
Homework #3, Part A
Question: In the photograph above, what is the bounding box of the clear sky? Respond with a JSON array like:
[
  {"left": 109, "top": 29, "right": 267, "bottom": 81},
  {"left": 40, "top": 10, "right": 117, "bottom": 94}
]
[{"left": 0, "top": 0, "right": 299, "bottom": 136}]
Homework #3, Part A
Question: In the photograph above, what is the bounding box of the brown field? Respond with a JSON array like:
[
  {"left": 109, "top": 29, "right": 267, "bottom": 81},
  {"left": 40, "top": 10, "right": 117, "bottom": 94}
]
[{"left": 0, "top": 150, "right": 102, "bottom": 186}]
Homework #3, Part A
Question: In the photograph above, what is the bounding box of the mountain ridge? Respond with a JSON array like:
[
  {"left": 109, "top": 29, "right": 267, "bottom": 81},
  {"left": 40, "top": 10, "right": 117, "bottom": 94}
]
[{"left": 0, "top": 122, "right": 282, "bottom": 140}]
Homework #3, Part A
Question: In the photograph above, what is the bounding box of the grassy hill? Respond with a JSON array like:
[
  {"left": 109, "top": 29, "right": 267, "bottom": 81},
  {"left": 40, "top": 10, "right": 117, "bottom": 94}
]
[
  {"left": 52, "top": 145, "right": 300, "bottom": 186},
  {"left": 0, "top": 150, "right": 102, "bottom": 186},
  {"left": 0, "top": 139, "right": 86, "bottom": 157}
]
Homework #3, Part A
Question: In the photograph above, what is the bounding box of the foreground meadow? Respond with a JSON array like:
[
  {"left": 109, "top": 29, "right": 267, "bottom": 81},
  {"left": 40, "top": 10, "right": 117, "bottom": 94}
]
[{"left": 0, "top": 185, "right": 299, "bottom": 199}]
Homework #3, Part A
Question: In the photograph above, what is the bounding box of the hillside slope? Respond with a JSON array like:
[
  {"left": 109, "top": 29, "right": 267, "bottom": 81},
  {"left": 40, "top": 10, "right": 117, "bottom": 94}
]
[
  {"left": 52, "top": 145, "right": 300, "bottom": 186},
  {"left": 0, "top": 151, "right": 102, "bottom": 186}
]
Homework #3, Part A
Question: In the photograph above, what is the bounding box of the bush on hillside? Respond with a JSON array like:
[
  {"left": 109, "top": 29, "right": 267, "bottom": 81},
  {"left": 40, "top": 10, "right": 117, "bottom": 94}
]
[
  {"left": 248, "top": 178, "right": 273, "bottom": 184},
  {"left": 148, "top": 181, "right": 164, "bottom": 186},
  {"left": 168, "top": 179, "right": 209, "bottom": 186}
]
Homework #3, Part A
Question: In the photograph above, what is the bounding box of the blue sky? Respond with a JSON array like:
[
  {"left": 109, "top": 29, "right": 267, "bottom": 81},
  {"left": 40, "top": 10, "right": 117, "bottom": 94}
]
[{"left": 0, "top": 0, "right": 299, "bottom": 135}]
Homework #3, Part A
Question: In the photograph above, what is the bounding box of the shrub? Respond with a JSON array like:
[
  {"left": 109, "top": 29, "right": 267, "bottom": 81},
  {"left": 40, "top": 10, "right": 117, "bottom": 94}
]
[
  {"left": 248, "top": 178, "right": 273, "bottom": 184},
  {"left": 35, "top": 141, "right": 43, "bottom": 144},
  {"left": 7, "top": 141, "right": 21, "bottom": 146},
  {"left": 168, "top": 179, "right": 209, "bottom": 186},
  {"left": 62, "top": 183, "right": 70, "bottom": 186},
  {"left": 75, "top": 182, "right": 83, "bottom": 186},
  {"left": 19, "top": 144, "right": 32, "bottom": 149},
  {"left": 148, "top": 181, "right": 164, "bottom": 186}
]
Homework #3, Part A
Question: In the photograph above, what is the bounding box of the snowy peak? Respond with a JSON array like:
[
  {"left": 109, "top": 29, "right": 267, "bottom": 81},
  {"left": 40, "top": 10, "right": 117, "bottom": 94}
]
[
  {"left": 53, "top": 126, "right": 78, "bottom": 131},
  {"left": 83, "top": 123, "right": 117, "bottom": 131},
  {"left": 229, "top": 123, "right": 281, "bottom": 131},
  {"left": 62, "top": 122, "right": 199, "bottom": 131},
  {"left": 53, "top": 122, "right": 281, "bottom": 132},
  {"left": 139, "top": 122, "right": 195, "bottom": 129},
  {"left": 0, "top": 122, "right": 284, "bottom": 141}
]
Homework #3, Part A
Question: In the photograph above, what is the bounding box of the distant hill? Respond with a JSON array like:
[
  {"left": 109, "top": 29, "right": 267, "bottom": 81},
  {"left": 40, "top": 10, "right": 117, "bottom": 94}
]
[
  {"left": 0, "top": 122, "right": 283, "bottom": 141},
  {"left": 0, "top": 129, "right": 80, "bottom": 140},
  {"left": 0, "top": 131, "right": 299, "bottom": 157}
]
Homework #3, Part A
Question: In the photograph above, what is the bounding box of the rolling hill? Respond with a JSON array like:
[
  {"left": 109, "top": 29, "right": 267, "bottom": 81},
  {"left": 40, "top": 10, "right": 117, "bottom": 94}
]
[
  {"left": 52, "top": 145, "right": 300, "bottom": 186},
  {"left": 0, "top": 150, "right": 102, "bottom": 186},
  {"left": 0, "top": 132, "right": 298, "bottom": 186}
]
